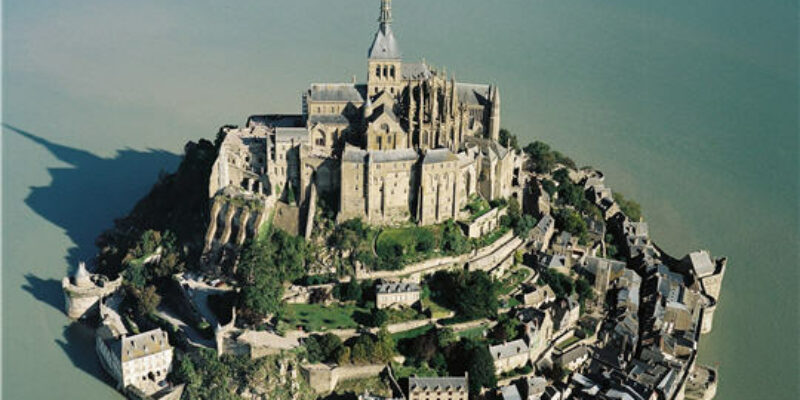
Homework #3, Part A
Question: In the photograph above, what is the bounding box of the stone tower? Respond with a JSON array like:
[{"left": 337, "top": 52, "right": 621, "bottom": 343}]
[
  {"left": 62, "top": 262, "right": 122, "bottom": 319},
  {"left": 367, "top": 0, "right": 402, "bottom": 97}
]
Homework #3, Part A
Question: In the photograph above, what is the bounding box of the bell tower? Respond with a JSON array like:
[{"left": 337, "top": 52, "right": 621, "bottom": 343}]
[{"left": 367, "top": 0, "right": 402, "bottom": 97}]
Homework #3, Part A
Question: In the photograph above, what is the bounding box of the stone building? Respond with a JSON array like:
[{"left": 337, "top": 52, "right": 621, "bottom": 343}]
[
  {"left": 490, "top": 339, "right": 530, "bottom": 374},
  {"left": 96, "top": 325, "right": 173, "bottom": 394},
  {"left": 375, "top": 281, "right": 421, "bottom": 309},
  {"left": 201, "top": 0, "right": 521, "bottom": 252},
  {"left": 407, "top": 375, "right": 468, "bottom": 400},
  {"left": 62, "top": 261, "right": 122, "bottom": 320}
]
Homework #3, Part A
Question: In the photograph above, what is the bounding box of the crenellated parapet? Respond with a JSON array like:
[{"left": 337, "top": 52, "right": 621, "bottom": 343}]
[{"left": 61, "top": 262, "right": 122, "bottom": 320}]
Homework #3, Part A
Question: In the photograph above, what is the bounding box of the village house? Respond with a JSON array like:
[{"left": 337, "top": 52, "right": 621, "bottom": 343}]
[
  {"left": 529, "top": 214, "right": 555, "bottom": 252},
  {"left": 96, "top": 325, "right": 173, "bottom": 394},
  {"left": 517, "top": 307, "right": 554, "bottom": 361},
  {"left": 525, "top": 376, "right": 548, "bottom": 400},
  {"left": 500, "top": 384, "right": 523, "bottom": 400},
  {"left": 554, "top": 345, "right": 589, "bottom": 370},
  {"left": 375, "top": 281, "right": 421, "bottom": 309},
  {"left": 549, "top": 297, "right": 580, "bottom": 336},
  {"left": 521, "top": 283, "right": 556, "bottom": 308},
  {"left": 489, "top": 339, "right": 530, "bottom": 374},
  {"left": 407, "top": 375, "right": 468, "bottom": 400}
]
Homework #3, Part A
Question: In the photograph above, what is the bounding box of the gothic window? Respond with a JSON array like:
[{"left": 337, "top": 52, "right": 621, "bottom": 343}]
[
  {"left": 382, "top": 65, "right": 387, "bottom": 77},
  {"left": 390, "top": 65, "right": 395, "bottom": 78},
  {"left": 376, "top": 66, "right": 381, "bottom": 77}
]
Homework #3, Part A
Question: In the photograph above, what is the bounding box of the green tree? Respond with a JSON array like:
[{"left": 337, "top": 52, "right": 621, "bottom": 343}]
[
  {"left": 489, "top": 314, "right": 522, "bottom": 343},
  {"left": 554, "top": 208, "right": 587, "bottom": 238},
  {"left": 467, "top": 344, "right": 497, "bottom": 394},
  {"left": 369, "top": 308, "right": 389, "bottom": 327},
  {"left": 515, "top": 215, "right": 537, "bottom": 238},
  {"left": 317, "top": 333, "right": 344, "bottom": 362},
  {"left": 539, "top": 268, "right": 574, "bottom": 299},
  {"left": 239, "top": 272, "right": 283, "bottom": 320},
  {"left": 350, "top": 335, "right": 374, "bottom": 364},
  {"left": 334, "top": 280, "right": 362, "bottom": 302},
  {"left": 541, "top": 179, "right": 557, "bottom": 196},
  {"left": 441, "top": 220, "right": 469, "bottom": 254},
  {"left": 429, "top": 270, "right": 499, "bottom": 320},
  {"left": 436, "top": 327, "right": 458, "bottom": 348},
  {"left": 613, "top": 192, "right": 643, "bottom": 221},
  {"left": 524, "top": 141, "right": 556, "bottom": 174},
  {"left": 499, "top": 128, "right": 520, "bottom": 152},
  {"left": 374, "top": 327, "right": 396, "bottom": 363}
]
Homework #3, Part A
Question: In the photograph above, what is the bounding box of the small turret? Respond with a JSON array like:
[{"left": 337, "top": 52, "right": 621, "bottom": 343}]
[{"left": 73, "top": 261, "right": 92, "bottom": 287}]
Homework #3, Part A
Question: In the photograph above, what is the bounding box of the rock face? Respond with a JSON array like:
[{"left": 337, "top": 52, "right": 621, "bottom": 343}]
[{"left": 61, "top": 262, "right": 121, "bottom": 320}]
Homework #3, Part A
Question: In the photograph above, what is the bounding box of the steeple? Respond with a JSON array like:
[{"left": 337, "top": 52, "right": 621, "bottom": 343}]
[
  {"left": 379, "top": 0, "right": 392, "bottom": 33},
  {"left": 368, "top": 0, "right": 401, "bottom": 60}
]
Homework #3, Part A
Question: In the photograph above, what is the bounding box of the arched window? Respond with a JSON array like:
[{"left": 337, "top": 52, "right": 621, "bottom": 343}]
[
  {"left": 390, "top": 65, "right": 395, "bottom": 78},
  {"left": 315, "top": 130, "right": 326, "bottom": 146},
  {"left": 375, "top": 66, "right": 380, "bottom": 77},
  {"left": 382, "top": 65, "right": 387, "bottom": 78}
]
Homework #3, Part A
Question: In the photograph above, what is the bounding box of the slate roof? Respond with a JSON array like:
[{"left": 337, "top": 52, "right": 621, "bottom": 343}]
[
  {"left": 308, "top": 114, "right": 350, "bottom": 126},
  {"left": 500, "top": 384, "right": 523, "bottom": 400},
  {"left": 274, "top": 127, "right": 308, "bottom": 143},
  {"left": 307, "top": 83, "right": 366, "bottom": 103},
  {"left": 370, "top": 148, "right": 419, "bottom": 163},
  {"left": 376, "top": 282, "right": 420, "bottom": 294},
  {"left": 367, "top": 103, "right": 399, "bottom": 124},
  {"left": 422, "top": 148, "right": 459, "bottom": 164},
  {"left": 402, "top": 62, "right": 432, "bottom": 80},
  {"left": 111, "top": 328, "right": 171, "bottom": 363},
  {"left": 408, "top": 376, "right": 467, "bottom": 392},
  {"left": 490, "top": 339, "right": 529, "bottom": 361},
  {"left": 368, "top": 26, "right": 401, "bottom": 59},
  {"left": 688, "top": 250, "right": 715, "bottom": 277},
  {"left": 342, "top": 146, "right": 368, "bottom": 163},
  {"left": 456, "top": 82, "right": 491, "bottom": 106},
  {"left": 557, "top": 345, "right": 589, "bottom": 365}
]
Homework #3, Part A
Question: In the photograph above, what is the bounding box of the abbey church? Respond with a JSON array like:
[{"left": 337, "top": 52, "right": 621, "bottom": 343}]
[{"left": 205, "top": 0, "right": 522, "bottom": 263}]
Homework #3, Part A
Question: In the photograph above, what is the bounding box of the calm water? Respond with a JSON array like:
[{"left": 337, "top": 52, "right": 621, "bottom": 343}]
[{"left": 3, "top": 1, "right": 797, "bottom": 398}]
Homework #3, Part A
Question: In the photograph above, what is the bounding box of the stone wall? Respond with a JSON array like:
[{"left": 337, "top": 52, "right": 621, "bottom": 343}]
[{"left": 301, "top": 363, "right": 385, "bottom": 394}]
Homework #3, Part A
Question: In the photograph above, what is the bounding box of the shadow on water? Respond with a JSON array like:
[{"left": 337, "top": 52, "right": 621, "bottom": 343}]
[
  {"left": 3, "top": 123, "right": 181, "bottom": 271},
  {"left": 21, "top": 273, "right": 64, "bottom": 312},
  {"left": 3, "top": 123, "right": 181, "bottom": 384},
  {"left": 56, "top": 322, "right": 117, "bottom": 387}
]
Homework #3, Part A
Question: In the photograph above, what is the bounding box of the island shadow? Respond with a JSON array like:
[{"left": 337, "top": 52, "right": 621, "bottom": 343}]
[
  {"left": 5, "top": 123, "right": 181, "bottom": 273},
  {"left": 4, "top": 123, "right": 181, "bottom": 383},
  {"left": 56, "top": 322, "right": 118, "bottom": 388}
]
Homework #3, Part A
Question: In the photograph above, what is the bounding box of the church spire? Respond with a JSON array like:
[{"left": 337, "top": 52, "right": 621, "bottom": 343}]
[{"left": 379, "top": 0, "right": 392, "bottom": 33}]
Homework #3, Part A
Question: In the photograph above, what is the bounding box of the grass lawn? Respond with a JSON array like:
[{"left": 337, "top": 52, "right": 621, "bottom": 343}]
[
  {"left": 282, "top": 303, "right": 368, "bottom": 332},
  {"left": 375, "top": 225, "right": 442, "bottom": 264},
  {"left": 386, "top": 306, "right": 426, "bottom": 324},
  {"left": 391, "top": 324, "right": 434, "bottom": 342},
  {"left": 392, "top": 362, "right": 440, "bottom": 380},
  {"left": 456, "top": 325, "right": 487, "bottom": 339},
  {"left": 555, "top": 335, "right": 581, "bottom": 350},
  {"left": 331, "top": 376, "right": 392, "bottom": 398},
  {"left": 421, "top": 285, "right": 455, "bottom": 319}
]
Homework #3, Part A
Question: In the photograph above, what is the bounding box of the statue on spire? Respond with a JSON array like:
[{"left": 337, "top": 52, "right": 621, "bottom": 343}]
[{"left": 379, "top": 0, "right": 392, "bottom": 32}]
